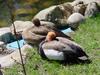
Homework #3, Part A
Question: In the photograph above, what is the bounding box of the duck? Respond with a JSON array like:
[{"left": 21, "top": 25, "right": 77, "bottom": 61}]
[
  {"left": 22, "top": 18, "right": 72, "bottom": 46},
  {"left": 39, "top": 31, "right": 89, "bottom": 63}
]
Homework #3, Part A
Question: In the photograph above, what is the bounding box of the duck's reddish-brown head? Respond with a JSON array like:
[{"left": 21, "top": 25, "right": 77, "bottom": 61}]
[
  {"left": 32, "top": 18, "right": 41, "bottom": 26},
  {"left": 46, "top": 32, "right": 56, "bottom": 42}
]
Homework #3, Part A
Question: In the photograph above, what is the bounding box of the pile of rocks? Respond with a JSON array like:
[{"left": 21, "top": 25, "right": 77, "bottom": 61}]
[
  {"left": 32, "top": 0, "right": 100, "bottom": 30},
  {"left": 0, "top": 22, "right": 34, "bottom": 68},
  {"left": 8, "top": 0, "right": 100, "bottom": 42},
  {"left": 0, "top": 44, "right": 32, "bottom": 68},
  {"left": 72, "top": 0, "right": 100, "bottom": 17}
]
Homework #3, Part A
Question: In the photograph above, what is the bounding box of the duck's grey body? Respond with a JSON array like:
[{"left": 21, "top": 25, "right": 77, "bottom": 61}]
[
  {"left": 22, "top": 20, "right": 72, "bottom": 46},
  {"left": 39, "top": 37, "right": 88, "bottom": 62}
]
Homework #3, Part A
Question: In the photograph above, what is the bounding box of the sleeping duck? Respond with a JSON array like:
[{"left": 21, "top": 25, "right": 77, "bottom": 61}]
[
  {"left": 22, "top": 18, "right": 72, "bottom": 46},
  {"left": 39, "top": 32, "right": 89, "bottom": 63}
]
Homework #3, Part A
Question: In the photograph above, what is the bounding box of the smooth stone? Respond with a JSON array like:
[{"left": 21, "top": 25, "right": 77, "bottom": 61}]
[
  {"left": 0, "top": 41, "right": 4, "bottom": 46},
  {"left": 33, "top": 6, "right": 57, "bottom": 21},
  {"left": 0, "top": 27, "right": 10, "bottom": 36},
  {"left": 33, "top": 4, "right": 73, "bottom": 29},
  {"left": 85, "top": 2, "right": 99, "bottom": 18},
  {"left": 0, "top": 27, "right": 16, "bottom": 43},
  {"left": 0, "top": 44, "right": 32, "bottom": 68},
  {"left": 0, "top": 41, "right": 5, "bottom": 52},
  {"left": 10, "top": 20, "right": 34, "bottom": 35},
  {"left": 72, "top": 0, "right": 100, "bottom": 5},
  {"left": 67, "top": 13, "right": 85, "bottom": 30}
]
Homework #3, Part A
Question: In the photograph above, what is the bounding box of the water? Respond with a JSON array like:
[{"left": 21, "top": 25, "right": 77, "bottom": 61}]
[
  {"left": 61, "top": 28, "right": 73, "bottom": 33},
  {"left": 6, "top": 39, "right": 25, "bottom": 50}
]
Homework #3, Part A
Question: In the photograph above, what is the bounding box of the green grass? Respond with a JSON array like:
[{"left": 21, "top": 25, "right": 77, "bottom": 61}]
[{"left": 4, "top": 14, "right": 100, "bottom": 75}]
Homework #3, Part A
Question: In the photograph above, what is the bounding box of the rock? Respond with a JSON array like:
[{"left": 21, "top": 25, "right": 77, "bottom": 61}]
[
  {"left": 46, "top": 4, "right": 73, "bottom": 29},
  {"left": 0, "top": 44, "right": 32, "bottom": 68},
  {"left": 67, "top": 13, "right": 85, "bottom": 30},
  {"left": 40, "top": 21, "right": 55, "bottom": 27},
  {"left": 71, "top": 0, "right": 100, "bottom": 17},
  {"left": 72, "top": 0, "right": 100, "bottom": 5},
  {"left": 10, "top": 20, "right": 34, "bottom": 35},
  {"left": 33, "top": 4, "right": 73, "bottom": 29},
  {"left": 85, "top": 2, "right": 100, "bottom": 18},
  {"left": 0, "top": 27, "right": 16, "bottom": 43},
  {"left": 0, "top": 41, "right": 4, "bottom": 46},
  {"left": 0, "top": 41, "right": 5, "bottom": 52},
  {"left": 0, "top": 27, "right": 10, "bottom": 36},
  {"left": 33, "top": 6, "right": 57, "bottom": 21},
  {"left": 71, "top": 0, "right": 85, "bottom": 6},
  {"left": 73, "top": 4, "right": 87, "bottom": 15}
]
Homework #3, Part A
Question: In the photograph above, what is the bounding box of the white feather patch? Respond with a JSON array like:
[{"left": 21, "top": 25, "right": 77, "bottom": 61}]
[
  {"left": 78, "top": 56, "right": 88, "bottom": 60},
  {"left": 43, "top": 49, "right": 64, "bottom": 60}
]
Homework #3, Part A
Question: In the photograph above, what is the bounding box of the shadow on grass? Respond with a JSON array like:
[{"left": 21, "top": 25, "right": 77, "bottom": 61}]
[{"left": 41, "top": 57, "right": 92, "bottom": 66}]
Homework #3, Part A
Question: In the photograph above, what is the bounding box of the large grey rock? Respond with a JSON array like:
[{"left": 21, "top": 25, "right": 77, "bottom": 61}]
[
  {"left": 0, "top": 44, "right": 32, "bottom": 68},
  {"left": 0, "top": 41, "right": 5, "bottom": 52},
  {"left": 0, "top": 27, "right": 15, "bottom": 43},
  {"left": 47, "top": 4, "right": 73, "bottom": 29},
  {"left": 85, "top": 2, "right": 100, "bottom": 18},
  {"left": 33, "top": 6, "right": 57, "bottom": 21},
  {"left": 72, "top": 0, "right": 100, "bottom": 5},
  {"left": 10, "top": 20, "right": 34, "bottom": 35},
  {"left": 0, "top": 27, "right": 10, "bottom": 36},
  {"left": 67, "top": 13, "right": 85, "bottom": 30},
  {"left": 71, "top": 0, "right": 100, "bottom": 18},
  {"left": 40, "top": 21, "right": 55, "bottom": 27},
  {"left": 33, "top": 4, "right": 73, "bottom": 29}
]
